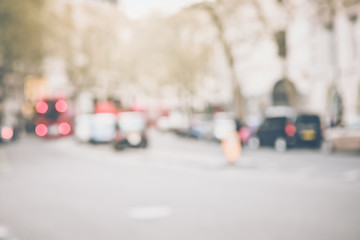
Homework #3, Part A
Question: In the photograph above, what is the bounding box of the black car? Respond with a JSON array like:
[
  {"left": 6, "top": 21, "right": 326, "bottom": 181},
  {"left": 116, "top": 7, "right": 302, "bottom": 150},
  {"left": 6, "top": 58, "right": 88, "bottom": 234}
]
[
  {"left": 295, "top": 114, "right": 322, "bottom": 148},
  {"left": 256, "top": 116, "right": 297, "bottom": 152},
  {"left": 113, "top": 112, "right": 148, "bottom": 150},
  {"left": 255, "top": 113, "right": 322, "bottom": 152}
]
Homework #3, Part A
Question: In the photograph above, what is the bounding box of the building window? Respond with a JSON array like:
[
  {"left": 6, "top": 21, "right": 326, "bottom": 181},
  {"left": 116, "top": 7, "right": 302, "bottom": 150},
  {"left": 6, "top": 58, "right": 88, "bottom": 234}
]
[{"left": 349, "top": 14, "right": 359, "bottom": 59}]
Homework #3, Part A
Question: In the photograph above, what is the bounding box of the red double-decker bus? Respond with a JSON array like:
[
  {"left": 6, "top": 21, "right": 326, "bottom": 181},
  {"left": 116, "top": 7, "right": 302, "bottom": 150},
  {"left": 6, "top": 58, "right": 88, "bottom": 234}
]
[{"left": 34, "top": 98, "right": 74, "bottom": 137}]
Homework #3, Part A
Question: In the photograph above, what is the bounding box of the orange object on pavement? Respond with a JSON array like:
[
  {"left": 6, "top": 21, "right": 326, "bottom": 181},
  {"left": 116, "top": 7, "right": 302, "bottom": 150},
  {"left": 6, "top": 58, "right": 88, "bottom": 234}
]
[{"left": 221, "top": 131, "right": 242, "bottom": 163}]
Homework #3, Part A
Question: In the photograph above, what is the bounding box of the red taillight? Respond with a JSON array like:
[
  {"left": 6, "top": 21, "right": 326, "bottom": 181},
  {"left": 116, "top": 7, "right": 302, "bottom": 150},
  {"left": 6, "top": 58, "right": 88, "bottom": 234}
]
[
  {"left": 35, "top": 124, "right": 48, "bottom": 137},
  {"left": 36, "top": 101, "right": 48, "bottom": 114},
  {"left": 285, "top": 123, "right": 296, "bottom": 137},
  {"left": 1, "top": 127, "right": 14, "bottom": 140},
  {"left": 55, "top": 99, "right": 68, "bottom": 113},
  {"left": 58, "top": 122, "right": 71, "bottom": 135}
]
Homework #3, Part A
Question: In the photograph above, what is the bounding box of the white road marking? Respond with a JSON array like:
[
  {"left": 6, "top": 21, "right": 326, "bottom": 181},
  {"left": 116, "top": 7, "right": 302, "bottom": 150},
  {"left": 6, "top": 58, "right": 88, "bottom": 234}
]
[{"left": 127, "top": 206, "right": 172, "bottom": 220}]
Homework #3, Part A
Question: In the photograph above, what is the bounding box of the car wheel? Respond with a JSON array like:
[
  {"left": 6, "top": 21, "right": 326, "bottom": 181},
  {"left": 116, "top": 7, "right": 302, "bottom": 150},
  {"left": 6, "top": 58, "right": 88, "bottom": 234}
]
[{"left": 274, "top": 137, "right": 287, "bottom": 152}]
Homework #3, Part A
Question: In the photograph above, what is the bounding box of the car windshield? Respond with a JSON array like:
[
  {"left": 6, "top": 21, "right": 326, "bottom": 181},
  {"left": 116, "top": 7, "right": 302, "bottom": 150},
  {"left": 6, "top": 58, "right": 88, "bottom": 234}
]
[
  {"left": 296, "top": 115, "right": 320, "bottom": 124},
  {"left": 262, "top": 117, "right": 287, "bottom": 129}
]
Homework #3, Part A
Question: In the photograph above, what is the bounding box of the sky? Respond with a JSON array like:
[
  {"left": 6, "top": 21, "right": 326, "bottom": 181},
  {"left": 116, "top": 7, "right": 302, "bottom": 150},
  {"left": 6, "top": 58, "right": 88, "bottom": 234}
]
[{"left": 122, "top": 0, "right": 199, "bottom": 19}]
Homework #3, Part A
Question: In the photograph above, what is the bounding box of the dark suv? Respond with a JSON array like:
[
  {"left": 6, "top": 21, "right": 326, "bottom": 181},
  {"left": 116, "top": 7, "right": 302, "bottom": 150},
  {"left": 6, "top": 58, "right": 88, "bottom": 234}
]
[
  {"left": 256, "top": 116, "right": 296, "bottom": 152},
  {"left": 255, "top": 113, "right": 322, "bottom": 152},
  {"left": 295, "top": 114, "right": 322, "bottom": 148}
]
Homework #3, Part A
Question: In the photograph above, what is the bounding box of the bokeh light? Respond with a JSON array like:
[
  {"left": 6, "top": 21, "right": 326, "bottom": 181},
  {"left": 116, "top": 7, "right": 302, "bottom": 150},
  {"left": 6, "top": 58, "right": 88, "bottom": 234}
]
[
  {"left": 58, "top": 122, "right": 71, "bottom": 135},
  {"left": 285, "top": 123, "right": 297, "bottom": 137},
  {"left": 36, "top": 101, "right": 48, "bottom": 114},
  {"left": 55, "top": 99, "right": 68, "bottom": 113},
  {"left": 1, "top": 127, "right": 14, "bottom": 140},
  {"left": 35, "top": 124, "right": 48, "bottom": 137}
]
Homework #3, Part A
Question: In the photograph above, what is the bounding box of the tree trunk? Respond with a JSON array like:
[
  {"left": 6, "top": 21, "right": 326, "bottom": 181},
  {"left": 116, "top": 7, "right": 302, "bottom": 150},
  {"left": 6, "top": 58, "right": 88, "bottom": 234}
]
[{"left": 200, "top": 3, "right": 244, "bottom": 120}]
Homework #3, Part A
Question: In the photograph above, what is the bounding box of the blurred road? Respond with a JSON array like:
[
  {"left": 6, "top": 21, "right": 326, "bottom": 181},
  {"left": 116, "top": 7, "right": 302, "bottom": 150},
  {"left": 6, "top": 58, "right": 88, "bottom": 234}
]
[{"left": 0, "top": 130, "right": 360, "bottom": 240}]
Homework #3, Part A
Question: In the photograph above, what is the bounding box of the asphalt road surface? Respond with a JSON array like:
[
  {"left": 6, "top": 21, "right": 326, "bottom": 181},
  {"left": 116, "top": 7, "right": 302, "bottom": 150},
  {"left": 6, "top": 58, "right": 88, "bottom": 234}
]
[{"left": 0, "top": 131, "right": 360, "bottom": 240}]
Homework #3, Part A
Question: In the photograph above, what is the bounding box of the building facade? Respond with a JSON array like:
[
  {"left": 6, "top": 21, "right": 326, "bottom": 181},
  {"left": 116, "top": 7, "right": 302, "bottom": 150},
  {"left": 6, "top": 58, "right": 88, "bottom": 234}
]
[{"left": 222, "top": 0, "right": 360, "bottom": 125}]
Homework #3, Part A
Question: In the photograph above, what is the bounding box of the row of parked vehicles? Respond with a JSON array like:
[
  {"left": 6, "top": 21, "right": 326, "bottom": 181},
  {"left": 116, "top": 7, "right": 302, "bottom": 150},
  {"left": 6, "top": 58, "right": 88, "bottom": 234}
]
[
  {"left": 253, "top": 107, "right": 322, "bottom": 152},
  {"left": 157, "top": 111, "right": 251, "bottom": 142},
  {"left": 4, "top": 98, "right": 359, "bottom": 154},
  {"left": 75, "top": 112, "right": 148, "bottom": 150},
  {"left": 17, "top": 98, "right": 149, "bottom": 150},
  {"left": 164, "top": 106, "right": 360, "bottom": 153},
  {"left": 255, "top": 107, "right": 360, "bottom": 153}
]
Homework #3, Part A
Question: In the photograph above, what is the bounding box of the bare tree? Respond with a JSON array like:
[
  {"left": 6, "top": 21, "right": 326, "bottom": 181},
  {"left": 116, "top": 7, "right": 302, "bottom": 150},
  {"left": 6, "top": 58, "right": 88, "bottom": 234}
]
[
  {"left": 185, "top": 0, "right": 268, "bottom": 119},
  {"left": 187, "top": 0, "right": 246, "bottom": 119},
  {"left": 130, "top": 13, "right": 213, "bottom": 114},
  {"left": 44, "top": 1, "right": 127, "bottom": 99}
]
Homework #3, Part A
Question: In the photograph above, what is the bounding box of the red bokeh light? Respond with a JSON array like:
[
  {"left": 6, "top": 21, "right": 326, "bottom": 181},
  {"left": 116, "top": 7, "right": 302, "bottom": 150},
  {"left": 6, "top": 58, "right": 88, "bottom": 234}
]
[
  {"left": 35, "top": 124, "right": 48, "bottom": 137},
  {"left": 285, "top": 123, "right": 297, "bottom": 137},
  {"left": 55, "top": 99, "right": 68, "bottom": 113},
  {"left": 1, "top": 127, "right": 14, "bottom": 140},
  {"left": 239, "top": 127, "right": 251, "bottom": 142},
  {"left": 36, "top": 101, "right": 48, "bottom": 114},
  {"left": 58, "top": 122, "right": 71, "bottom": 135}
]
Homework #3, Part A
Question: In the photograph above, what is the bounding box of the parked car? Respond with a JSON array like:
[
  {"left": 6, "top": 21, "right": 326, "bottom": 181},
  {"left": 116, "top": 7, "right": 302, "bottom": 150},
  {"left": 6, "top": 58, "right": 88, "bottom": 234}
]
[
  {"left": 256, "top": 116, "right": 296, "bottom": 152},
  {"left": 322, "top": 119, "right": 360, "bottom": 153},
  {"left": 295, "top": 114, "right": 322, "bottom": 148},
  {"left": 255, "top": 110, "right": 322, "bottom": 152},
  {"left": 90, "top": 113, "right": 116, "bottom": 143},
  {"left": 113, "top": 112, "right": 148, "bottom": 150},
  {"left": 168, "top": 111, "right": 190, "bottom": 136},
  {"left": 156, "top": 116, "right": 171, "bottom": 132},
  {"left": 34, "top": 98, "right": 74, "bottom": 138},
  {"left": 188, "top": 114, "right": 213, "bottom": 139},
  {"left": 74, "top": 114, "right": 93, "bottom": 142}
]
